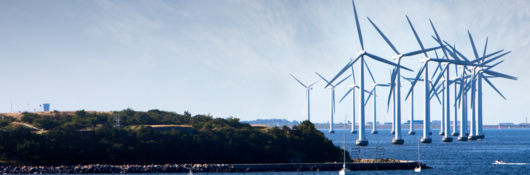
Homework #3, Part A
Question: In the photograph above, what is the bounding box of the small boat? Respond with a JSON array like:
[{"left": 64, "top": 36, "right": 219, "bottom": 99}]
[
  {"left": 493, "top": 160, "right": 526, "bottom": 165},
  {"left": 414, "top": 137, "right": 421, "bottom": 173},
  {"left": 414, "top": 166, "right": 421, "bottom": 172},
  {"left": 339, "top": 115, "right": 353, "bottom": 175},
  {"left": 339, "top": 167, "right": 354, "bottom": 175}
]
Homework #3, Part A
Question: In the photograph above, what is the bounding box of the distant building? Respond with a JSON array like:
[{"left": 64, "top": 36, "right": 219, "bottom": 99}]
[
  {"left": 405, "top": 120, "right": 424, "bottom": 124},
  {"left": 367, "top": 122, "right": 373, "bottom": 125},
  {"left": 431, "top": 120, "right": 441, "bottom": 126},
  {"left": 384, "top": 122, "right": 392, "bottom": 125},
  {"left": 43, "top": 103, "right": 50, "bottom": 111},
  {"left": 499, "top": 123, "right": 515, "bottom": 126}
]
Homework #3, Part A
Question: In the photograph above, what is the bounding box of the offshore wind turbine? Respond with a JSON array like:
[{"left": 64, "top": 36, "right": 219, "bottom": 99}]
[
  {"left": 324, "top": 0, "right": 413, "bottom": 146},
  {"left": 366, "top": 16, "right": 442, "bottom": 145},
  {"left": 445, "top": 32, "right": 514, "bottom": 140},
  {"left": 470, "top": 36, "right": 515, "bottom": 139},
  {"left": 404, "top": 20, "right": 483, "bottom": 143},
  {"left": 339, "top": 65, "right": 359, "bottom": 134},
  {"left": 316, "top": 72, "right": 352, "bottom": 134},
  {"left": 290, "top": 74, "right": 320, "bottom": 122},
  {"left": 401, "top": 75, "right": 424, "bottom": 135},
  {"left": 362, "top": 61, "right": 390, "bottom": 134}
]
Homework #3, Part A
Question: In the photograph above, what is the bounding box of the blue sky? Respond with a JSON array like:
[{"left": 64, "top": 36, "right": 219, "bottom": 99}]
[{"left": 0, "top": 0, "right": 528, "bottom": 124}]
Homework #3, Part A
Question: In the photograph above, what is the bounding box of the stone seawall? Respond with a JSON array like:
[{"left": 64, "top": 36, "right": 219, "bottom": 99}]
[{"left": 0, "top": 162, "right": 430, "bottom": 174}]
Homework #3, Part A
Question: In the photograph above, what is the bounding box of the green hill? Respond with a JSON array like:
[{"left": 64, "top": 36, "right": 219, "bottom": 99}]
[{"left": 0, "top": 109, "right": 349, "bottom": 165}]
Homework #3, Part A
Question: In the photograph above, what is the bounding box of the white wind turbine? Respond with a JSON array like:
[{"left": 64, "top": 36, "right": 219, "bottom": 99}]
[
  {"left": 325, "top": 0, "right": 413, "bottom": 146},
  {"left": 362, "top": 61, "right": 390, "bottom": 134},
  {"left": 316, "top": 72, "right": 352, "bottom": 134},
  {"left": 289, "top": 74, "right": 320, "bottom": 122},
  {"left": 338, "top": 65, "right": 359, "bottom": 134},
  {"left": 366, "top": 16, "right": 442, "bottom": 145}
]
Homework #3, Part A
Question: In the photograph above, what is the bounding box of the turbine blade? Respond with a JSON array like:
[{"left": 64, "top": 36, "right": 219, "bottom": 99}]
[
  {"left": 430, "top": 81, "right": 442, "bottom": 104},
  {"left": 335, "top": 74, "right": 353, "bottom": 87},
  {"left": 364, "top": 60, "right": 376, "bottom": 83},
  {"left": 405, "top": 62, "right": 426, "bottom": 100},
  {"left": 432, "top": 63, "right": 450, "bottom": 89},
  {"left": 351, "top": 63, "right": 357, "bottom": 84},
  {"left": 307, "top": 79, "right": 320, "bottom": 88},
  {"left": 406, "top": 16, "right": 427, "bottom": 57},
  {"left": 482, "top": 51, "right": 510, "bottom": 65},
  {"left": 367, "top": 17, "right": 400, "bottom": 54},
  {"left": 315, "top": 72, "right": 330, "bottom": 84},
  {"left": 483, "top": 37, "right": 489, "bottom": 58},
  {"left": 433, "top": 37, "right": 461, "bottom": 61},
  {"left": 365, "top": 87, "right": 375, "bottom": 106},
  {"left": 351, "top": 0, "right": 363, "bottom": 50},
  {"left": 482, "top": 70, "right": 517, "bottom": 80},
  {"left": 387, "top": 68, "right": 397, "bottom": 106},
  {"left": 429, "top": 19, "right": 453, "bottom": 61},
  {"left": 290, "top": 74, "right": 307, "bottom": 88},
  {"left": 485, "top": 60, "right": 504, "bottom": 70},
  {"left": 402, "top": 46, "right": 442, "bottom": 57},
  {"left": 472, "top": 50, "right": 504, "bottom": 63},
  {"left": 429, "top": 58, "right": 482, "bottom": 66},
  {"left": 483, "top": 76, "right": 506, "bottom": 100},
  {"left": 431, "top": 62, "right": 441, "bottom": 80},
  {"left": 365, "top": 52, "right": 413, "bottom": 72},
  {"left": 468, "top": 31, "right": 480, "bottom": 59},
  {"left": 443, "top": 40, "right": 470, "bottom": 62},
  {"left": 339, "top": 88, "right": 354, "bottom": 103},
  {"left": 403, "top": 46, "right": 442, "bottom": 57},
  {"left": 325, "top": 54, "right": 362, "bottom": 88}
]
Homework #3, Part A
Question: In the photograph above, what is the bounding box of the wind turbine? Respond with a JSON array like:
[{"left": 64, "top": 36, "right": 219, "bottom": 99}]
[
  {"left": 445, "top": 32, "right": 514, "bottom": 140},
  {"left": 316, "top": 72, "right": 352, "bottom": 134},
  {"left": 324, "top": 0, "right": 413, "bottom": 146},
  {"left": 366, "top": 16, "right": 442, "bottom": 145},
  {"left": 290, "top": 74, "right": 320, "bottom": 122},
  {"left": 339, "top": 65, "right": 359, "bottom": 134},
  {"left": 404, "top": 20, "right": 482, "bottom": 143},
  {"left": 361, "top": 61, "right": 390, "bottom": 134},
  {"left": 401, "top": 75, "right": 424, "bottom": 135}
]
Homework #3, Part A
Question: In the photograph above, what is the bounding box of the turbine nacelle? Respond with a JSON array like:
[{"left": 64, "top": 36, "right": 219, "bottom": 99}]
[
  {"left": 392, "top": 54, "right": 403, "bottom": 60},
  {"left": 420, "top": 57, "right": 430, "bottom": 63}
]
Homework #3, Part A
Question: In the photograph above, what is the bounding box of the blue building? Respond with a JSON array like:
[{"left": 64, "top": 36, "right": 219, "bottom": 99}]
[{"left": 43, "top": 103, "right": 50, "bottom": 111}]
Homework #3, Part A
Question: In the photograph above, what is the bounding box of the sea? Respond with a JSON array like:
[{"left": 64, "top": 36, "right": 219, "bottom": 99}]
[{"left": 104, "top": 129, "right": 530, "bottom": 174}]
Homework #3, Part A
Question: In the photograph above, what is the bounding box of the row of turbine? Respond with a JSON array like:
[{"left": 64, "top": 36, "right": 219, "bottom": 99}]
[{"left": 290, "top": 0, "right": 516, "bottom": 146}]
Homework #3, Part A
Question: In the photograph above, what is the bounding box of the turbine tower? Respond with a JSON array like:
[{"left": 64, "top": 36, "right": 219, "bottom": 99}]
[
  {"left": 324, "top": 0, "right": 413, "bottom": 146},
  {"left": 339, "top": 65, "right": 359, "bottom": 134},
  {"left": 289, "top": 74, "right": 320, "bottom": 121},
  {"left": 316, "top": 72, "right": 352, "bottom": 134},
  {"left": 362, "top": 61, "right": 390, "bottom": 134}
]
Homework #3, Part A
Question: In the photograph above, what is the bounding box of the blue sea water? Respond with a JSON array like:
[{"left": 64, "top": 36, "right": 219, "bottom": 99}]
[{"left": 98, "top": 129, "right": 530, "bottom": 174}]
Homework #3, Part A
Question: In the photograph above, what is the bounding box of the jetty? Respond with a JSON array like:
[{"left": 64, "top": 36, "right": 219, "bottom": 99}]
[{"left": 0, "top": 160, "right": 430, "bottom": 174}]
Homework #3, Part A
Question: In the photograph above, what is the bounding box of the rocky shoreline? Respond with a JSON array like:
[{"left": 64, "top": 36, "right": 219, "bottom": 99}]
[{"left": 0, "top": 162, "right": 429, "bottom": 174}]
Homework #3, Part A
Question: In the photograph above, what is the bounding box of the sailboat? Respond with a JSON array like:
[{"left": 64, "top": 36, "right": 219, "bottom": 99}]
[
  {"left": 414, "top": 137, "right": 421, "bottom": 172},
  {"left": 339, "top": 114, "right": 354, "bottom": 175}
]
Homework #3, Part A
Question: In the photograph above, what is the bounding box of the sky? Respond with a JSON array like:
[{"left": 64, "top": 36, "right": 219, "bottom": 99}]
[{"left": 0, "top": 0, "right": 529, "bottom": 124}]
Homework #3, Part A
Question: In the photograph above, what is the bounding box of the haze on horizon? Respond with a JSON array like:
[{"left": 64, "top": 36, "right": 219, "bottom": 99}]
[{"left": 0, "top": 0, "right": 528, "bottom": 125}]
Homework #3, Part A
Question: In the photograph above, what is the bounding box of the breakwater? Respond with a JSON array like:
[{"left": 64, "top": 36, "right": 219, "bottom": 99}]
[{"left": 0, "top": 161, "right": 429, "bottom": 174}]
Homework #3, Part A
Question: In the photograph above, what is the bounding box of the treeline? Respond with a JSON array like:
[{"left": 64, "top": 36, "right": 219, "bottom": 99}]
[{"left": 0, "top": 109, "right": 349, "bottom": 165}]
